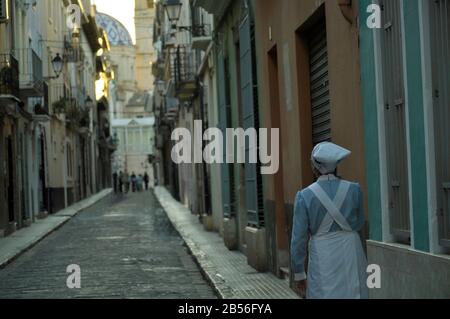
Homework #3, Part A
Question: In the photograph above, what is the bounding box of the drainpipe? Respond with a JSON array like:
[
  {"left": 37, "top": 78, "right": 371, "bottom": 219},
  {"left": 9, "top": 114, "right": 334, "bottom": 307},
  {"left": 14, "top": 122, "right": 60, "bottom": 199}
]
[{"left": 338, "top": 0, "right": 354, "bottom": 24}]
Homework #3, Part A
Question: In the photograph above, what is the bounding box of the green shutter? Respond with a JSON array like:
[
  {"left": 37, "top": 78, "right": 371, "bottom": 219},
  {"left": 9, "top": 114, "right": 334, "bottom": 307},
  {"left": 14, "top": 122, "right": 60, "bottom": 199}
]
[
  {"left": 239, "top": 13, "right": 263, "bottom": 228},
  {"left": 380, "top": 0, "right": 411, "bottom": 241},
  {"left": 217, "top": 49, "right": 232, "bottom": 218}
]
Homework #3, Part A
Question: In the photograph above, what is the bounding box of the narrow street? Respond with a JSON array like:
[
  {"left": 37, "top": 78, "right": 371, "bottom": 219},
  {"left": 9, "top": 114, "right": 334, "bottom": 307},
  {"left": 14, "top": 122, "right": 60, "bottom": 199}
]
[{"left": 0, "top": 191, "right": 216, "bottom": 299}]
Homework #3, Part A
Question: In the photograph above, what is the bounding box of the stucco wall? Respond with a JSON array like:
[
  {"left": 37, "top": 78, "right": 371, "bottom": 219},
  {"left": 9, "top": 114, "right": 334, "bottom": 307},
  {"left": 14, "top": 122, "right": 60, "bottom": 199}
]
[
  {"left": 254, "top": 0, "right": 368, "bottom": 273},
  {"left": 255, "top": 0, "right": 367, "bottom": 213},
  {"left": 368, "top": 241, "right": 450, "bottom": 298}
]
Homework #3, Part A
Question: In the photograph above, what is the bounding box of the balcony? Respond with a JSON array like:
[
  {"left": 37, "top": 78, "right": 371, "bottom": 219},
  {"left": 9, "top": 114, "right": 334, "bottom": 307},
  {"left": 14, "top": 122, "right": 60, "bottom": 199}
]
[
  {"left": 152, "top": 54, "right": 165, "bottom": 78},
  {"left": 33, "top": 82, "right": 51, "bottom": 122},
  {"left": 163, "top": 31, "right": 177, "bottom": 49},
  {"left": 193, "top": 0, "right": 232, "bottom": 20},
  {"left": 65, "top": 43, "right": 83, "bottom": 63},
  {"left": 163, "top": 97, "right": 179, "bottom": 122},
  {"left": 192, "top": 24, "right": 212, "bottom": 50},
  {"left": 14, "top": 48, "right": 44, "bottom": 97},
  {"left": 0, "top": 52, "right": 20, "bottom": 97},
  {"left": 170, "top": 46, "right": 198, "bottom": 101}
]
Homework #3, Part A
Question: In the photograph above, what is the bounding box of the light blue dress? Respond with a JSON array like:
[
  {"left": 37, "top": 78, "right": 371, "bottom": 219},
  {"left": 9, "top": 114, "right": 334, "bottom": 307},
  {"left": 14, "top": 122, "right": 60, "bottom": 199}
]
[{"left": 291, "top": 174, "right": 368, "bottom": 299}]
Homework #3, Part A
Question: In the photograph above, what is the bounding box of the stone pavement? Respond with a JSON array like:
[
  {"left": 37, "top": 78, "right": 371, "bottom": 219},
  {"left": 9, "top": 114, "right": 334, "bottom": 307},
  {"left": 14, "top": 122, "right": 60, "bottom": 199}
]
[
  {"left": 154, "top": 186, "right": 300, "bottom": 299},
  {"left": 0, "top": 189, "right": 112, "bottom": 269},
  {"left": 0, "top": 191, "right": 216, "bottom": 299}
]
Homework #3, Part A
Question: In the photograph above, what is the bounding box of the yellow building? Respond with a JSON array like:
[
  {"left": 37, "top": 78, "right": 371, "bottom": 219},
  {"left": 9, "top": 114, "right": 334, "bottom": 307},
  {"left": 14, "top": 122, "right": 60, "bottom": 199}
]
[{"left": 135, "top": 0, "right": 156, "bottom": 92}]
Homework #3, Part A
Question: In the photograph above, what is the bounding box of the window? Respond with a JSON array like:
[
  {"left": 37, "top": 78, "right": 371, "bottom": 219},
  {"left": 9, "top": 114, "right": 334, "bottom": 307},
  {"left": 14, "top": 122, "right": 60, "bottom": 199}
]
[
  {"left": 127, "top": 127, "right": 141, "bottom": 154},
  {"left": 430, "top": 0, "right": 450, "bottom": 246},
  {"left": 380, "top": 0, "right": 411, "bottom": 243}
]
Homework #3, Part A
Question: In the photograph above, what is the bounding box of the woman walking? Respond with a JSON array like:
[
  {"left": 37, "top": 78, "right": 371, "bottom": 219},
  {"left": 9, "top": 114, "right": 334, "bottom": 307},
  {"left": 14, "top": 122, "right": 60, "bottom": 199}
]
[{"left": 291, "top": 142, "right": 368, "bottom": 299}]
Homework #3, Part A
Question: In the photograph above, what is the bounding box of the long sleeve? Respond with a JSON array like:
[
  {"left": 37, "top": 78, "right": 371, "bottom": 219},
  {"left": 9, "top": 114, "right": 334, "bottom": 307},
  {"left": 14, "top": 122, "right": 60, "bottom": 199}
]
[
  {"left": 355, "top": 184, "right": 366, "bottom": 232},
  {"left": 291, "top": 191, "right": 309, "bottom": 281}
]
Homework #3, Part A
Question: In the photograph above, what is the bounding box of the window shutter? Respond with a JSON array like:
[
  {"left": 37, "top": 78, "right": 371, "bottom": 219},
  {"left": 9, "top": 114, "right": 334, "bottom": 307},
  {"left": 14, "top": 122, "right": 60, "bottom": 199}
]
[
  {"left": 431, "top": 0, "right": 450, "bottom": 245},
  {"left": 217, "top": 49, "right": 232, "bottom": 218},
  {"left": 380, "top": 0, "right": 411, "bottom": 240},
  {"left": 239, "top": 13, "right": 263, "bottom": 228}
]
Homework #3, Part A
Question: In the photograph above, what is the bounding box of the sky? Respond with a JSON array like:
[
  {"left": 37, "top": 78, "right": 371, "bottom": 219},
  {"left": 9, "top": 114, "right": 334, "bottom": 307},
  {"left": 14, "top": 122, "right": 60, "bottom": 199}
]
[{"left": 92, "top": 0, "right": 136, "bottom": 44}]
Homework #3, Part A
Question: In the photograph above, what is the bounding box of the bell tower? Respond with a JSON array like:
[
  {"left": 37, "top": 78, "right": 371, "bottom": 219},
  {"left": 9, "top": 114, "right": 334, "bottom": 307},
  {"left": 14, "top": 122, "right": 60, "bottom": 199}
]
[{"left": 134, "top": 0, "right": 155, "bottom": 92}]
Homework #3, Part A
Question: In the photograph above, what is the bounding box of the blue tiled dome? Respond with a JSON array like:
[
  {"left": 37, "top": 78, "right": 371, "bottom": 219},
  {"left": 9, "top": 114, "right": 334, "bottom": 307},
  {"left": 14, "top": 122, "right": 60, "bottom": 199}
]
[{"left": 96, "top": 12, "right": 133, "bottom": 46}]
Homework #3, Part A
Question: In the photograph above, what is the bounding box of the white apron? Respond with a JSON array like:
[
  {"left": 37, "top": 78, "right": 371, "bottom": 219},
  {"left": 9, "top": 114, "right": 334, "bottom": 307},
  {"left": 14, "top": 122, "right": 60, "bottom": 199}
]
[{"left": 306, "top": 181, "right": 368, "bottom": 299}]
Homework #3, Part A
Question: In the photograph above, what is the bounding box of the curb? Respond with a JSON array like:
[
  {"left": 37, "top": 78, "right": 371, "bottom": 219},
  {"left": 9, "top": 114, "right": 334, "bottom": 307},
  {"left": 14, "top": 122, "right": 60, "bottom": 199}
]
[
  {"left": 0, "top": 189, "right": 113, "bottom": 269},
  {"left": 154, "top": 187, "right": 235, "bottom": 299}
]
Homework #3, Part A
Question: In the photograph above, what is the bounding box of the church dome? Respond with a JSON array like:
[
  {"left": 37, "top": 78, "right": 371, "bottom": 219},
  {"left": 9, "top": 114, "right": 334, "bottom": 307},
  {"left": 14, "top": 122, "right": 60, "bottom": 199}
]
[{"left": 95, "top": 12, "right": 134, "bottom": 46}]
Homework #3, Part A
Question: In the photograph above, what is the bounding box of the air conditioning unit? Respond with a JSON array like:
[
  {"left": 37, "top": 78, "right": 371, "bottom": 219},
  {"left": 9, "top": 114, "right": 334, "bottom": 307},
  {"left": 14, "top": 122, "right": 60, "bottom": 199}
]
[{"left": 0, "top": 0, "right": 9, "bottom": 22}]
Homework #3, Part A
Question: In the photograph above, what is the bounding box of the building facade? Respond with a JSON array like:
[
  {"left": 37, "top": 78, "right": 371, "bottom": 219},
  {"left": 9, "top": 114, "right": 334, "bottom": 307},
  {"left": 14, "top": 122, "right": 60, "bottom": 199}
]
[
  {"left": 96, "top": 3, "right": 156, "bottom": 180},
  {"left": 152, "top": 0, "right": 450, "bottom": 298},
  {"left": 359, "top": 0, "right": 450, "bottom": 298},
  {"left": 135, "top": 0, "right": 156, "bottom": 92},
  {"left": 0, "top": 0, "right": 113, "bottom": 236},
  {"left": 253, "top": 0, "right": 367, "bottom": 278},
  {"left": 154, "top": 0, "right": 366, "bottom": 274}
]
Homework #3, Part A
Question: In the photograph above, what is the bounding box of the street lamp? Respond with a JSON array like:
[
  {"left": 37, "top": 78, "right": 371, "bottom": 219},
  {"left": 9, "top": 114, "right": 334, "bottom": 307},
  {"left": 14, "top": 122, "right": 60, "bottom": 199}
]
[
  {"left": 44, "top": 53, "right": 64, "bottom": 80},
  {"left": 51, "top": 53, "right": 64, "bottom": 78},
  {"left": 164, "top": 0, "right": 183, "bottom": 29}
]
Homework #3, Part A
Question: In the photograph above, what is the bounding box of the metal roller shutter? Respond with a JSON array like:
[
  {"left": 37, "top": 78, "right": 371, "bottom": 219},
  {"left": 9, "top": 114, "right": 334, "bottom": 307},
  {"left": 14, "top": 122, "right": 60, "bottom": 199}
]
[{"left": 309, "top": 22, "right": 331, "bottom": 145}]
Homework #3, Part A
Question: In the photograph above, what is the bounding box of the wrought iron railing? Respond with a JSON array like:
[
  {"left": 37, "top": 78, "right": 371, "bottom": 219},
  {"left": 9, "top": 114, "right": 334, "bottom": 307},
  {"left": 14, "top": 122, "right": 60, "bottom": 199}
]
[
  {"left": 0, "top": 52, "right": 19, "bottom": 97},
  {"left": 64, "top": 37, "right": 83, "bottom": 63},
  {"left": 191, "top": 24, "right": 212, "bottom": 38},
  {"left": 13, "top": 48, "right": 43, "bottom": 94},
  {"left": 170, "top": 46, "right": 197, "bottom": 89}
]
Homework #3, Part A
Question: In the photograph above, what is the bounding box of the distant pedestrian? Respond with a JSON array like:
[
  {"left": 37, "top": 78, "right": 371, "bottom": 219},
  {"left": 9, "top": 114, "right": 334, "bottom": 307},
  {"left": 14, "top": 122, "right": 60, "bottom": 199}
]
[
  {"left": 122, "top": 170, "right": 130, "bottom": 193},
  {"left": 118, "top": 171, "right": 124, "bottom": 193},
  {"left": 112, "top": 171, "right": 118, "bottom": 193},
  {"left": 144, "top": 172, "right": 150, "bottom": 190},
  {"left": 131, "top": 172, "right": 137, "bottom": 192},
  {"left": 137, "top": 174, "right": 143, "bottom": 192}
]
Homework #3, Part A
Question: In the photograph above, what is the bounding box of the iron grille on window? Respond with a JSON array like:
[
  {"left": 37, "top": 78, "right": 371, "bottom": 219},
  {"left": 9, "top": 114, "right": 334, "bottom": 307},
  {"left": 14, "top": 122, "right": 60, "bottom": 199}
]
[
  {"left": 0, "top": 52, "right": 19, "bottom": 97},
  {"left": 192, "top": 24, "right": 212, "bottom": 38},
  {"left": 170, "top": 46, "right": 197, "bottom": 89}
]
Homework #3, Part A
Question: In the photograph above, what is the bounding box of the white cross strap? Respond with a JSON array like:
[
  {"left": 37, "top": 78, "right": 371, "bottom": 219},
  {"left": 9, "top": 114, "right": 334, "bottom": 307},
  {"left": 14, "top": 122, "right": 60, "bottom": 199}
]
[
  {"left": 309, "top": 182, "right": 353, "bottom": 232},
  {"left": 317, "top": 181, "right": 351, "bottom": 234}
]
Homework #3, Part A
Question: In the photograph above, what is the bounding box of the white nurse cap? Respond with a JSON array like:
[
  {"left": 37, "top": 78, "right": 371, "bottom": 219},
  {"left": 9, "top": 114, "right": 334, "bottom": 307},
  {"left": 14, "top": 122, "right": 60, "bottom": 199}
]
[{"left": 311, "top": 142, "right": 351, "bottom": 175}]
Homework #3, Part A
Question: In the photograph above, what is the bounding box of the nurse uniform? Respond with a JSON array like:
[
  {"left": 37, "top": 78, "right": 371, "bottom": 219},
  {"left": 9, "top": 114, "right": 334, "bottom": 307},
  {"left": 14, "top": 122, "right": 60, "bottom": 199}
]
[{"left": 291, "top": 142, "right": 369, "bottom": 299}]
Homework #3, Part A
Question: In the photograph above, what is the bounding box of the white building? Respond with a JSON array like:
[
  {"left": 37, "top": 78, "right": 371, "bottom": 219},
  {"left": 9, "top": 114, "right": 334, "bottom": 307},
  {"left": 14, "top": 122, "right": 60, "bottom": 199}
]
[{"left": 95, "top": 8, "right": 155, "bottom": 181}]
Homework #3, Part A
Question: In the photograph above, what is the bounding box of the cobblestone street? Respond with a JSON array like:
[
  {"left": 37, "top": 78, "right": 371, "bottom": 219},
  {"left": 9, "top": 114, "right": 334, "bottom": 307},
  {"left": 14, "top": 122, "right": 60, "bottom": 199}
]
[{"left": 0, "top": 192, "right": 216, "bottom": 299}]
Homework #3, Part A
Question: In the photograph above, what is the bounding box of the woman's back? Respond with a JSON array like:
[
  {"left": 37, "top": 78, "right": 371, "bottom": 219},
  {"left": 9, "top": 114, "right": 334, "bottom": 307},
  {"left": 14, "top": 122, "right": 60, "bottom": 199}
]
[{"left": 298, "top": 175, "right": 365, "bottom": 236}]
